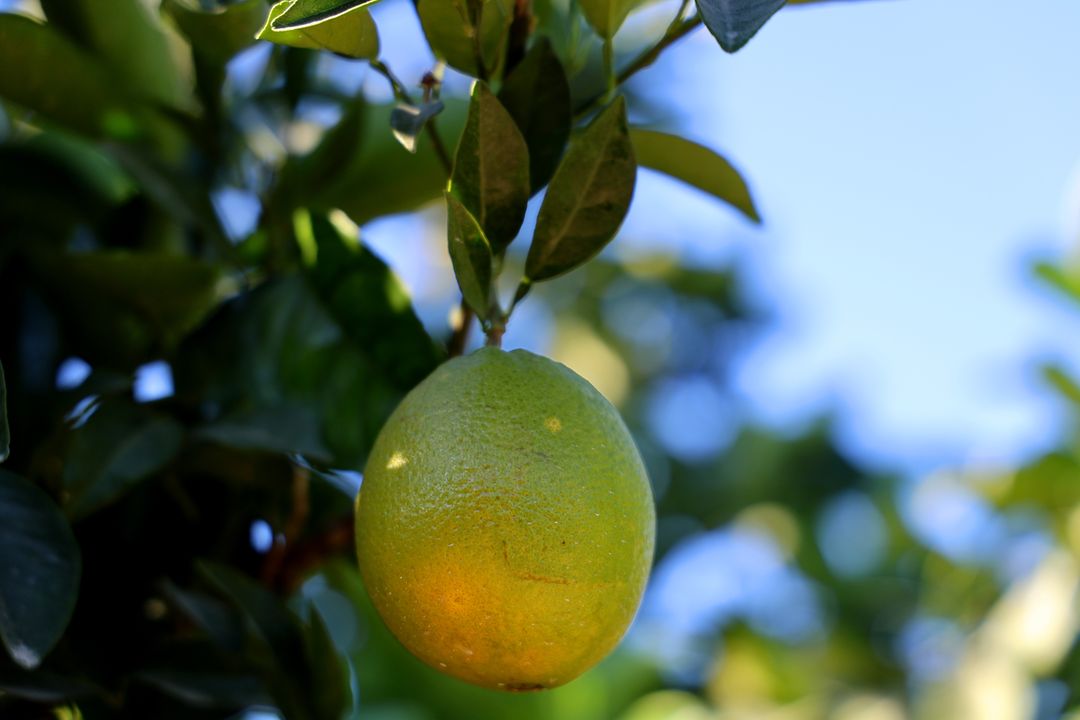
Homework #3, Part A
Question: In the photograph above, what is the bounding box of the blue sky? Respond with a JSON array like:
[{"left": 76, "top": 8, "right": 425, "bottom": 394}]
[{"left": 616, "top": 0, "right": 1080, "bottom": 474}]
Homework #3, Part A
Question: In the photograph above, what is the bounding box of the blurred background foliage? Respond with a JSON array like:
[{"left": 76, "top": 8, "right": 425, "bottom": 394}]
[{"left": 1, "top": 1, "right": 1080, "bottom": 719}]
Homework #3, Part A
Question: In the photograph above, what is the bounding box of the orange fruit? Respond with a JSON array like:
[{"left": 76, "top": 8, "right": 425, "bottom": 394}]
[{"left": 355, "top": 347, "right": 655, "bottom": 691}]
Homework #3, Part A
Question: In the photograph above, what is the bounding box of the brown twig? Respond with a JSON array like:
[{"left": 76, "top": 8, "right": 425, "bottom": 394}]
[
  {"left": 276, "top": 515, "right": 356, "bottom": 595},
  {"left": 505, "top": 0, "right": 533, "bottom": 76},
  {"left": 260, "top": 465, "right": 311, "bottom": 588}
]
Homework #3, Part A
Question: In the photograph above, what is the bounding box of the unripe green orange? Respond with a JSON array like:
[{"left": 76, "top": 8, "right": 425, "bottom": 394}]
[{"left": 355, "top": 347, "right": 655, "bottom": 691}]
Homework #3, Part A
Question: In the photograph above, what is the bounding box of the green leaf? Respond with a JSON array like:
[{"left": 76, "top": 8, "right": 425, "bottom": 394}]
[
  {"left": 0, "top": 361, "right": 8, "bottom": 464},
  {"left": 164, "top": 0, "right": 270, "bottom": 66},
  {"left": 526, "top": 96, "right": 636, "bottom": 282},
  {"left": 390, "top": 100, "right": 446, "bottom": 153},
  {"left": 450, "top": 83, "right": 530, "bottom": 250},
  {"left": 31, "top": 251, "right": 225, "bottom": 369},
  {"left": 1035, "top": 261, "right": 1080, "bottom": 307},
  {"left": 176, "top": 216, "right": 441, "bottom": 468},
  {"left": 446, "top": 194, "right": 494, "bottom": 318},
  {"left": 41, "top": 0, "right": 193, "bottom": 112},
  {"left": 630, "top": 128, "right": 760, "bottom": 222},
  {"left": 0, "top": 14, "right": 139, "bottom": 138},
  {"left": 695, "top": 0, "right": 787, "bottom": 53},
  {"left": 498, "top": 38, "right": 572, "bottom": 193},
  {"left": 578, "top": 0, "right": 646, "bottom": 38},
  {"left": 0, "top": 471, "right": 81, "bottom": 670},
  {"left": 300, "top": 212, "right": 443, "bottom": 388},
  {"left": 416, "top": 0, "right": 513, "bottom": 77},
  {"left": 62, "top": 401, "right": 185, "bottom": 519},
  {"left": 271, "top": 0, "right": 381, "bottom": 29},
  {"left": 258, "top": 0, "right": 379, "bottom": 59}
]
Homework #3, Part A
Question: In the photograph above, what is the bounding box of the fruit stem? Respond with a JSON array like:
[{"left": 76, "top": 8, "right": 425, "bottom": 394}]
[{"left": 485, "top": 322, "right": 505, "bottom": 348}]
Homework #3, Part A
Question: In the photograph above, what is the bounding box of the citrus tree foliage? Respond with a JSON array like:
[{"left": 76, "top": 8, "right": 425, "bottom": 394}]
[{"left": 4, "top": 0, "right": 1076, "bottom": 719}]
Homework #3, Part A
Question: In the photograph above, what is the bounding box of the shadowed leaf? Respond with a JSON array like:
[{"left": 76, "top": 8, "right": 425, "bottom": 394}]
[
  {"left": 446, "top": 194, "right": 494, "bottom": 318},
  {"left": 62, "top": 401, "right": 185, "bottom": 519},
  {"left": 450, "top": 83, "right": 529, "bottom": 250},
  {"left": 164, "top": 0, "right": 269, "bottom": 66},
  {"left": 0, "top": 15, "right": 137, "bottom": 138},
  {"left": 526, "top": 96, "right": 636, "bottom": 282},
  {"left": 498, "top": 38, "right": 572, "bottom": 193},
  {"left": 696, "top": 0, "right": 786, "bottom": 52},
  {"left": 0, "top": 471, "right": 81, "bottom": 670}
]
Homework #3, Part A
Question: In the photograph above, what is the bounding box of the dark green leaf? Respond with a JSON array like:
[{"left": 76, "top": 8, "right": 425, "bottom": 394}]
[
  {"left": 0, "top": 361, "right": 8, "bottom": 464},
  {"left": 630, "top": 128, "right": 760, "bottom": 222},
  {"left": 445, "top": 194, "right": 494, "bottom": 318},
  {"left": 303, "top": 607, "right": 350, "bottom": 720},
  {"left": 164, "top": 0, "right": 270, "bottom": 66},
  {"left": 198, "top": 562, "right": 307, "bottom": 668},
  {"left": 526, "top": 96, "right": 636, "bottom": 282},
  {"left": 63, "top": 401, "right": 184, "bottom": 519},
  {"left": 390, "top": 100, "right": 446, "bottom": 154},
  {"left": 0, "top": 14, "right": 138, "bottom": 138},
  {"left": 450, "top": 83, "right": 530, "bottom": 250},
  {"left": 498, "top": 38, "right": 572, "bottom": 193},
  {"left": 271, "top": 0, "right": 381, "bottom": 29},
  {"left": 176, "top": 216, "right": 440, "bottom": 468},
  {"left": 416, "top": 0, "right": 513, "bottom": 77},
  {"left": 0, "top": 664, "right": 99, "bottom": 704},
  {"left": 695, "top": 0, "right": 786, "bottom": 53},
  {"left": 194, "top": 405, "right": 332, "bottom": 461},
  {"left": 578, "top": 0, "right": 645, "bottom": 38},
  {"left": 258, "top": 0, "right": 379, "bottom": 59},
  {"left": 0, "top": 471, "right": 81, "bottom": 670},
  {"left": 197, "top": 562, "right": 320, "bottom": 720},
  {"left": 31, "top": 251, "right": 224, "bottom": 369},
  {"left": 0, "top": 135, "right": 134, "bottom": 242},
  {"left": 300, "top": 212, "right": 443, "bottom": 388},
  {"left": 136, "top": 670, "right": 268, "bottom": 709},
  {"left": 108, "top": 144, "right": 228, "bottom": 242},
  {"left": 161, "top": 582, "right": 246, "bottom": 654},
  {"left": 41, "top": 0, "right": 193, "bottom": 112}
]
